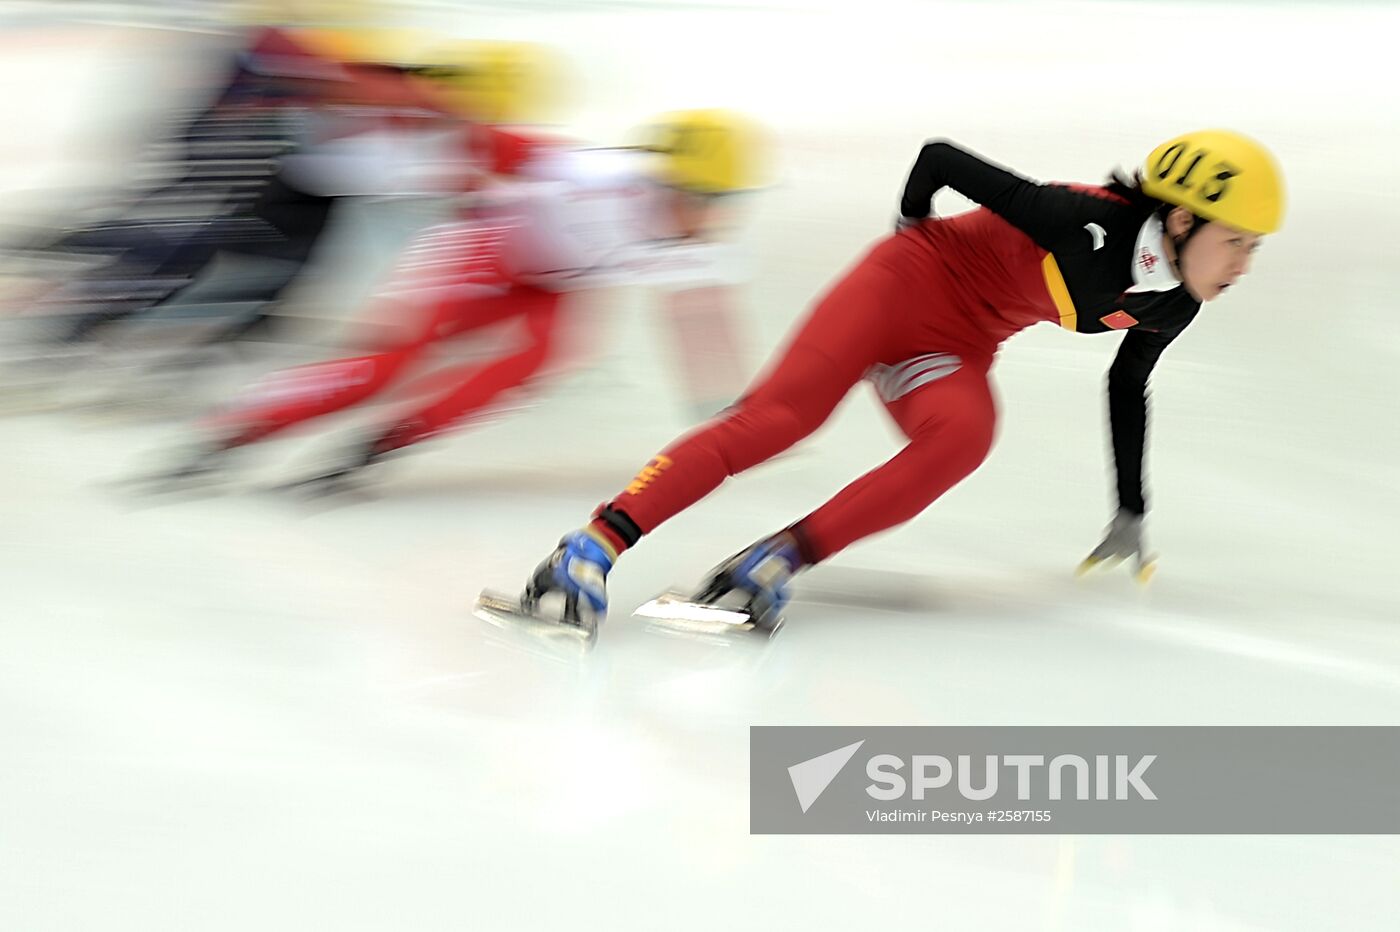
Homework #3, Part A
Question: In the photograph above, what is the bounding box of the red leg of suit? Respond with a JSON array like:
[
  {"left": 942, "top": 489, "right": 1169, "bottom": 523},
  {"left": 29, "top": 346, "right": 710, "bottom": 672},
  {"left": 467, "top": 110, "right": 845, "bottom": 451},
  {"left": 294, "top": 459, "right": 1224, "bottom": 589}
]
[
  {"left": 796, "top": 360, "right": 995, "bottom": 560},
  {"left": 596, "top": 229, "right": 1000, "bottom": 564},
  {"left": 205, "top": 277, "right": 547, "bottom": 449},
  {"left": 376, "top": 286, "right": 564, "bottom": 449},
  {"left": 207, "top": 291, "right": 458, "bottom": 446},
  {"left": 203, "top": 217, "right": 522, "bottom": 447},
  {"left": 606, "top": 266, "right": 894, "bottom": 534},
  {"left": 659, "top": 285, "right": 751, "bottom": 418}
]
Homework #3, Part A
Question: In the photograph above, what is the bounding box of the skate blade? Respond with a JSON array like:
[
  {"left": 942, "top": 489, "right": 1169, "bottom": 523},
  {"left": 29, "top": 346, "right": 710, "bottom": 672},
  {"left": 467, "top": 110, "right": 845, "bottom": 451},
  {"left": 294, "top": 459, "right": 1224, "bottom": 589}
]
[
  {"left": 103, "top": 463, "right": 231, "bottom": 499},
  {"left": 268, "top": 471, "right": 375, "bottom": 502},
  {"left": 633, "top": 591, "right": 783, "bottom": 641},
  {"left": 473, "top": 589, "right": 598, "bottom": 656}
]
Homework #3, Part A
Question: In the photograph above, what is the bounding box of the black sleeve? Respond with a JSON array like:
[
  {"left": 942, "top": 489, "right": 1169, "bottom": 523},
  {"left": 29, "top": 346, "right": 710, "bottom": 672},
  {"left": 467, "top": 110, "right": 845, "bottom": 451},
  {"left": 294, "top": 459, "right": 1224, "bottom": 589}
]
[
  {"left": 900, "top": 139, "right": 1109, "bottom": 254},
  {"left": 1106, "top": 326, "right": 1184, "bottom": 515}
]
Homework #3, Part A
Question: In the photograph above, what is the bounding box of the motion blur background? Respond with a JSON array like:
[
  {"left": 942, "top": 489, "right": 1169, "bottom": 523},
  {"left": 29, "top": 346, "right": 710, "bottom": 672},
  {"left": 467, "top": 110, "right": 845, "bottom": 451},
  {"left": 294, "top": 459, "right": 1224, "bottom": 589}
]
[{"left": 3, "top": 1, "right": 1398, "bottom": 930}]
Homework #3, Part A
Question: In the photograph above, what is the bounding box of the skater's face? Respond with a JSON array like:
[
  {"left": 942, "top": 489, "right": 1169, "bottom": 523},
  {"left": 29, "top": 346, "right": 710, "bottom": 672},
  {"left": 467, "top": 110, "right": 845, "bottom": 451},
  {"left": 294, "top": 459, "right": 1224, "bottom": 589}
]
[
  {"left": 663, "top": 188, "right": 740, "bottom": 240},
  {"left": 1165, "top": 207, "right": 1261, "bottom": 302}
]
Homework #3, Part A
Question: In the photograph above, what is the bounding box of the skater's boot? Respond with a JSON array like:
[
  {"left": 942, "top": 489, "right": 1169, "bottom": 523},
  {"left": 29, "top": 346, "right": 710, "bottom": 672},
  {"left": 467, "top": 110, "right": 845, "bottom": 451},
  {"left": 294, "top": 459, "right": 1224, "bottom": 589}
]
[
  {"left": 111, "top": 433, "right": 245, "bottom": 494},
  {"left": 693, "top": 529, "right": 808, "bottom": 630},
  {"left": 520, "top": 528, "right": 618, "bottom": 636},
  {"left": 278, "top": 421, "right": 422, "bottom": 496}
]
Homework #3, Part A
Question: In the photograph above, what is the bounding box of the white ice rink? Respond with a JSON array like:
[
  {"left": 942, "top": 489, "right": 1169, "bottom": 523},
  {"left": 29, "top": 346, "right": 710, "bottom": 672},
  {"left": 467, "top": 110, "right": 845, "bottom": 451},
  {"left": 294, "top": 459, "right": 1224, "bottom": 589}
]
[{"left": 3, "top": 2, "right": 1400, "bottom": 929}]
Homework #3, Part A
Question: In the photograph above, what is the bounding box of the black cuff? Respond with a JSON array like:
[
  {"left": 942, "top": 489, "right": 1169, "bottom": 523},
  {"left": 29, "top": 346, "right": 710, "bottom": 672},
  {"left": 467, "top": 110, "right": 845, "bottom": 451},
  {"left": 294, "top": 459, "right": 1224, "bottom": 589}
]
[
  {"left": 784, "top": 522, "right": 820, "bottom": 567},
  {"left": 594, "top": 505, "right": 643, "bottom": 548}
]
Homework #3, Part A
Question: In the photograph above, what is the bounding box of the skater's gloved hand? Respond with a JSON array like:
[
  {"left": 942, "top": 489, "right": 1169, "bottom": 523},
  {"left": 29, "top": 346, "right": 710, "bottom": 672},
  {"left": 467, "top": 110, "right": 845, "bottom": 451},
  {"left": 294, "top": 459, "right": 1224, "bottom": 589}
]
[{"left": 1077, "top": 509, "right": 1157, "bottom": 584}]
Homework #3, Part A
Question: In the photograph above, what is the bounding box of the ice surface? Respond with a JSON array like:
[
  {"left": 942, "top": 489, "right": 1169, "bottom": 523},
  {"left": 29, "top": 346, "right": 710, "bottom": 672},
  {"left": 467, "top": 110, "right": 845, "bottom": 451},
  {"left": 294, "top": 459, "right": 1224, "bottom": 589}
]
[{"left": 3, "top": 3, "right": 1400, "bottom": 930}]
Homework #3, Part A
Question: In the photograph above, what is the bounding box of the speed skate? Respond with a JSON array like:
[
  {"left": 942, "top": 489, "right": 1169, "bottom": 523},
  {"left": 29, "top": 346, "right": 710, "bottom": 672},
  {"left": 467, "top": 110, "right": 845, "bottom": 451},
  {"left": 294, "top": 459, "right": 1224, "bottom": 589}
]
[
  {"left": 472, "top": 589, "right": 600, "bottom": 650},
  {"left": 633, "top": 590, "right": 785, "bottom": 640}
]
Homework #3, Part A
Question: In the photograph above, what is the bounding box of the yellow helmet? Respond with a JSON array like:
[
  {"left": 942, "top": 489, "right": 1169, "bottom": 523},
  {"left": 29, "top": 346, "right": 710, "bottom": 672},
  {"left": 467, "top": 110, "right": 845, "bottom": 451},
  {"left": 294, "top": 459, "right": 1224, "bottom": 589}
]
[
  {"left": 638, "top": 109, "right": 769, "bottom": 195},
  {"left": 1140, "top": 129, "right": 1285, "bottom": 235},
  {"left": 233, "top": 0, "right": 384, "bottom": 28},
  {"left": 296, "top": 26, "right": 426, "bottom": 67},
  {"left": 412, "top": 41, "right": 564, "bottom": 124}
]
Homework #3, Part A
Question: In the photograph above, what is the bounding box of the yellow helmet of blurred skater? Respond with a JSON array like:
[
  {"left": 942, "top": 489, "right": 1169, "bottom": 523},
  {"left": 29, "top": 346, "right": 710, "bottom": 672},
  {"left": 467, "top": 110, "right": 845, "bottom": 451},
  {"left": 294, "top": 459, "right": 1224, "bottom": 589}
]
[
  {"left": 1140, "top": 129, "right": 1284, "bottom": 235},
  {"left": 297, "top": 25, "right": 427, "bottom": 68},
  {"left": 413, "top": 40, "right": 564, "bottom": 124},
  {"left": 233, "top": 0, "right": 385, "bottom": 28},
  {"left": 638, "top": 109, "right": 769, "bottom": 195}
]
